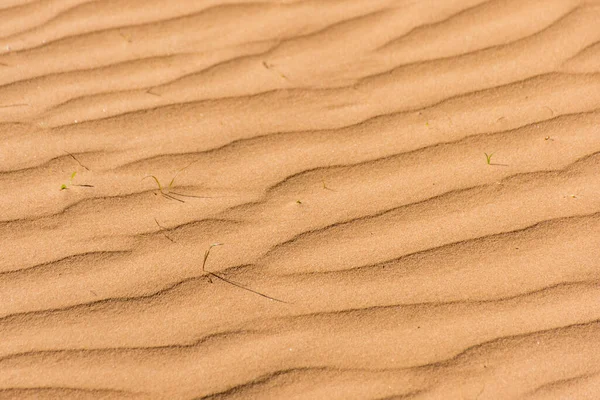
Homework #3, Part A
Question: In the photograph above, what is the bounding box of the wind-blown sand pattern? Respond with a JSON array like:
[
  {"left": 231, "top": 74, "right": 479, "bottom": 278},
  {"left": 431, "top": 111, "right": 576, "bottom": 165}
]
[{"left": 1, "top": 0, "right": 599, "bottom": 398}]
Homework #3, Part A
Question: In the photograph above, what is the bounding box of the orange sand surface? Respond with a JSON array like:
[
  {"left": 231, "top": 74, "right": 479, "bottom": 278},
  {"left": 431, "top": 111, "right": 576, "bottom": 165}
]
[{"left": 1, "top": 0, "right": 600, "bottom": 399}]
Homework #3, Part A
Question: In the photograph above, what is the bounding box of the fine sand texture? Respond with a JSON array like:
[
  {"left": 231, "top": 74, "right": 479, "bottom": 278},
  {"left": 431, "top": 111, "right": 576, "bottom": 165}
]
[{"left": 1, "top": 0, "right": 600, "bottom": 399}]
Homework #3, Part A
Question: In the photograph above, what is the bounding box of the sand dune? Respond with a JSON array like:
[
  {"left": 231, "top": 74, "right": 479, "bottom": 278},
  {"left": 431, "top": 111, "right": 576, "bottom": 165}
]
[{"left": 1, "top": 0, "right": 599, "bottom": 399}]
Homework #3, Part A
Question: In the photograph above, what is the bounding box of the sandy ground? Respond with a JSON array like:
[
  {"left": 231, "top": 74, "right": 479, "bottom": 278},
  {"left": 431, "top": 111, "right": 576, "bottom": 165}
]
[{"left": 1, "top": 0, "right": 600, "bottom": 399}]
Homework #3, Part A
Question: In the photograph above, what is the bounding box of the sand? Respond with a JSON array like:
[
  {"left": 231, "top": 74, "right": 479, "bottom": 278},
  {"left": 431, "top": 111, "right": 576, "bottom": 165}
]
[{"left": 1, "top": 0, "right": 599, "bottom": 399}]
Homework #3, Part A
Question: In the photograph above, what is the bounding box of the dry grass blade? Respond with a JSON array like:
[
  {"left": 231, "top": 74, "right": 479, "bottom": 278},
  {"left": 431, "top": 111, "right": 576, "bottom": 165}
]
[
  {"left": 154, "top": 218, "right": 176, "bottom": 243},
  {"left": 202, "top": 244, "right": 288, "bottom": 303},
  {"left": 202, "top": 243, "right": 223, "bottom": 281},
  {"left": 209, "top": 273, "right": 289, "bottom": 303},
  {"left": 322, "top": 179, "right": 335, "bottom": 191},
  {"left": 168, "top": 192, "right": 214, "bottom": 199},
  {"left": 142, "top": 163, "right": 214, "bottom": 202},
  {"left": 64, "top": 151, "right": 90, "bottom": 170},
  {"left": 142, "top": 175, "right": 185, "bottom": 202},
  {"left": 143, "top": 175, "right": 163, "bottom": 192},
  {"left": 0, "top": 103, "right": 29, "bottom": 108},
  {"left": 162, "top": 192, "right": 185, "bottom": 203},
  {"left": 262, "top": 60, "right": 289, "bottom": 80},
  {"left": 145, "top": 88, "right": 162, "bottom": 97}
]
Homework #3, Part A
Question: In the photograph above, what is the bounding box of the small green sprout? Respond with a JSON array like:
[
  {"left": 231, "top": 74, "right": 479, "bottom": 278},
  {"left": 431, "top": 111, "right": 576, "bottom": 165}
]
[
  {"left": 484, "top": 152, "right": 494, "bottom": 165},
  {"left": 60, "top": 171, "right": 93, "bottom": 190},
  {"left": 60, "top": 172, "right": 77, "bottom": 190}
]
